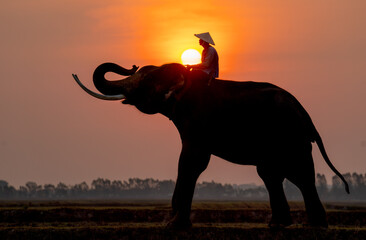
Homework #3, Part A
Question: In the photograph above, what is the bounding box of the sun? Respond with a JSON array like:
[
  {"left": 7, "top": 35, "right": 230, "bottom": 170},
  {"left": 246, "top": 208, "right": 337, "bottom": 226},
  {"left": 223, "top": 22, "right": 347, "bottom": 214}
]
[{"left": 181, "top": 49, "right": 201, "bottom": 65}]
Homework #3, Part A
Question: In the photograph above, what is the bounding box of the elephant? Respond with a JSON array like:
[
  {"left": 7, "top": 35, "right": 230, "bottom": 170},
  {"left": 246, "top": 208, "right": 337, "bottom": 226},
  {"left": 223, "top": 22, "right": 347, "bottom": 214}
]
[{"left": 72, "top": 62, "right": 349, "bottom": 229}]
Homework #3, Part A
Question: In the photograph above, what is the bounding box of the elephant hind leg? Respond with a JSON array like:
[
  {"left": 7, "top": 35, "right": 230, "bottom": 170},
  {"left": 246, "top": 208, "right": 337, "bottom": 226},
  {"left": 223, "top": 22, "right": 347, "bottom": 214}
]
[
  {"left": 257, "top": 167, "right": 292, "bottom": 228},
  {"left": 286, "top": 167, "right": 328, "bottom": 228}
]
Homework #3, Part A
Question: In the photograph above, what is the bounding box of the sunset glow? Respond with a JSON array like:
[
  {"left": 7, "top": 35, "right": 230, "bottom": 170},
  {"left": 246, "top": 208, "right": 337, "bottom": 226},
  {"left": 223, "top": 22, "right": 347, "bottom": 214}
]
[
  {"left": 181, "top": 49, "right": 201, "bottom": 65},
  {"left": 1, "top": 0, "right": 365, "bottom": 187}
]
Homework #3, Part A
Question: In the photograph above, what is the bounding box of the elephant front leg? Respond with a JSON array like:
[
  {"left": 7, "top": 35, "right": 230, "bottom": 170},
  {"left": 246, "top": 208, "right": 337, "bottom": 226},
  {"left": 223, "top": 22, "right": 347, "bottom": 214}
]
[{"left": 168, "top": 142, "right": 210, "bottom": 229}]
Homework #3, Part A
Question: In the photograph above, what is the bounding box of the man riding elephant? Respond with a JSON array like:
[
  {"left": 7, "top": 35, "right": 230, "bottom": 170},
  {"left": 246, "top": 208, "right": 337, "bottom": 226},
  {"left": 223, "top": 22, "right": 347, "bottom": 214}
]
[{"left": 186, "top": 32, "right": 219, "bottom": 85}]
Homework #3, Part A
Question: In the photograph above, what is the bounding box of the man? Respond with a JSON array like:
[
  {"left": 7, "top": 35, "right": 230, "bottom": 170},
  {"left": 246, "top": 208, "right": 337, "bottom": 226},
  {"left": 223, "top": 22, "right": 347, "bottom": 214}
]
[
  {"left": 186, "top": 32, "right": 219, "bottom": 83},
  {"left": 173, "top": 32, "right": 219, "bottom": 102}
]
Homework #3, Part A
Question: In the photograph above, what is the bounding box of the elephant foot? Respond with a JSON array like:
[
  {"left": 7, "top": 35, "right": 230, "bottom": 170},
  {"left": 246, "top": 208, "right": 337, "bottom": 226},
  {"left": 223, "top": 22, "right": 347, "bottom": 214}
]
[
  {"left": 303, "top": 212, "right": 328, "bottom": 228},
  {"left": 269, "top": 216, "right": 292, "bottom": 230},
  {"left": 268, "top": 222, "right": 292, "bottom": 230},
  {"left": 166, "top": 215, "right": 192, "bottom": 231}
]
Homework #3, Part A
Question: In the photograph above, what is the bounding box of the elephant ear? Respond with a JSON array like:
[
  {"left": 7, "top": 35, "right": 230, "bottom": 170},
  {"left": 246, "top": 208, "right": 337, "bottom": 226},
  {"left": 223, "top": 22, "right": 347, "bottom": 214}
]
[{"left": 144, "top": 64, "right": 187, "bottom": 101}]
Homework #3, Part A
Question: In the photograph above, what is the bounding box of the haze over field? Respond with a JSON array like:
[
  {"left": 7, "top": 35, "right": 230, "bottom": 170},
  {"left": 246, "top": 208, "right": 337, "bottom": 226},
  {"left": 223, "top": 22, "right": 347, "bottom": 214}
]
[{"left": 1, "top": 0, "right": 365, "bottom": 187}]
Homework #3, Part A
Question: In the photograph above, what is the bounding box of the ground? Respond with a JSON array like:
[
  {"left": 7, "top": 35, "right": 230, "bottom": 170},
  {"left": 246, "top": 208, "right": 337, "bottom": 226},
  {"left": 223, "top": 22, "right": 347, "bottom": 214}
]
[{"left": 0, "top": 200, "right": 365, "bottom": 239}]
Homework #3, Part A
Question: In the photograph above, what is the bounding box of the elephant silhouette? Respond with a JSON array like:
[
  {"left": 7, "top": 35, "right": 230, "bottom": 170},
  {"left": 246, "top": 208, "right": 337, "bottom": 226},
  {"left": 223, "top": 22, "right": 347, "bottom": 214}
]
[{"left": 73, "top": 62, "right": 349, "bottom": 229}]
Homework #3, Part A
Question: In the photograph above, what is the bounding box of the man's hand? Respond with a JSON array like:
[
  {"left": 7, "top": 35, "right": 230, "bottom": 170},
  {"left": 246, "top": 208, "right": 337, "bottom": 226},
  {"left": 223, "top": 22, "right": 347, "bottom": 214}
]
[{"left": 185, "top": 65, "right": 192, "bottom": 70}]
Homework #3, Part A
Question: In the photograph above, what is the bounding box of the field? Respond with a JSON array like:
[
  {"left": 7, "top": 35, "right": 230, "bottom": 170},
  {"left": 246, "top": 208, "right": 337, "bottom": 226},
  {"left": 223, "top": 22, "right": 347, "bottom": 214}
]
[{"left": 0, "top": 200, "right": 365, "bottom": 239}]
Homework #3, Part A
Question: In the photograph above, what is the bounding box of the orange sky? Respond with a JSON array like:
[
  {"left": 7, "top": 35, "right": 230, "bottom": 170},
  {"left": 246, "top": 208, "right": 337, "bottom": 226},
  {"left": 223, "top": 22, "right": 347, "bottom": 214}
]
[{"left": 1, "top": 0, "right": 365, "bottom": 187}]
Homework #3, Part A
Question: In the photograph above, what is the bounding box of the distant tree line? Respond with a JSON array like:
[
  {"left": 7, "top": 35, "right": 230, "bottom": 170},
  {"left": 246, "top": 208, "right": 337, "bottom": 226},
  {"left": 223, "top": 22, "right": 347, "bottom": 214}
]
[
  {"left": 0, "top": 173, "right": 364, "bottom": 201},
  {"left": 285, "top": 173, "right": 366, "bottom": 201}
]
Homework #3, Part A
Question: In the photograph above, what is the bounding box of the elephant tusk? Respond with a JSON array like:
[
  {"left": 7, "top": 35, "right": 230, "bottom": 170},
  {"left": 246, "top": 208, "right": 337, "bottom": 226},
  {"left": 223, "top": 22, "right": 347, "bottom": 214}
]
[{"left": 72, "top": 74, "right": 126, "bottom": 100}]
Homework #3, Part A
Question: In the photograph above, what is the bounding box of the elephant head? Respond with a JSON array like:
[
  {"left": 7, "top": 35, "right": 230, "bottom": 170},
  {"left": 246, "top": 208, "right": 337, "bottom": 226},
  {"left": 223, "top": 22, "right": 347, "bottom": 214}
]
[{"left": 73, "top": 62, "right": 188, "bottom": 115}]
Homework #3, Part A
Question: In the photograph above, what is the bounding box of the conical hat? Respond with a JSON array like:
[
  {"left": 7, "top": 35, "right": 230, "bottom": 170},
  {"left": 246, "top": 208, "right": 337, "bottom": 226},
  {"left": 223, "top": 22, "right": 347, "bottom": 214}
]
[{"left": 194, "top": 32, "right": 215, "bottom": 45}]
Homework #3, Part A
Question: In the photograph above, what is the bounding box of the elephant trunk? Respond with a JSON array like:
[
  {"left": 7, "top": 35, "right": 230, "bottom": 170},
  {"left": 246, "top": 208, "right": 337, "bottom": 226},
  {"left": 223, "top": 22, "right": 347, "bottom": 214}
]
[
  {"left": 93, "top": 63, "right": 139, "bottom": 96},
  {"left": 72, "top": 63, "right": 139, "bottom": 101}
]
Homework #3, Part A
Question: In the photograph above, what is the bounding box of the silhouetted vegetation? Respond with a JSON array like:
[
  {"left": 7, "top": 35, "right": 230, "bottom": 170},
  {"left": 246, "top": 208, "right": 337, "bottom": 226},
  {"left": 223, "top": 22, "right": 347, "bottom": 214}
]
[{"left": 0, "top": 173, "right": 363, "bottom": 201}]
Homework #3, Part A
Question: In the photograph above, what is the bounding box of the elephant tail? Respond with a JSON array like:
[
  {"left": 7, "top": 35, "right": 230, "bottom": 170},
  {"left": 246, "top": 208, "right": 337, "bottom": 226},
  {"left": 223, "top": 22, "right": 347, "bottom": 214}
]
[
  {"left": 290, "top": 92, "right": 350, "bottom": 194},
  {"left": 314, "top": 131, "right": 350, "bottom": 194}
]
